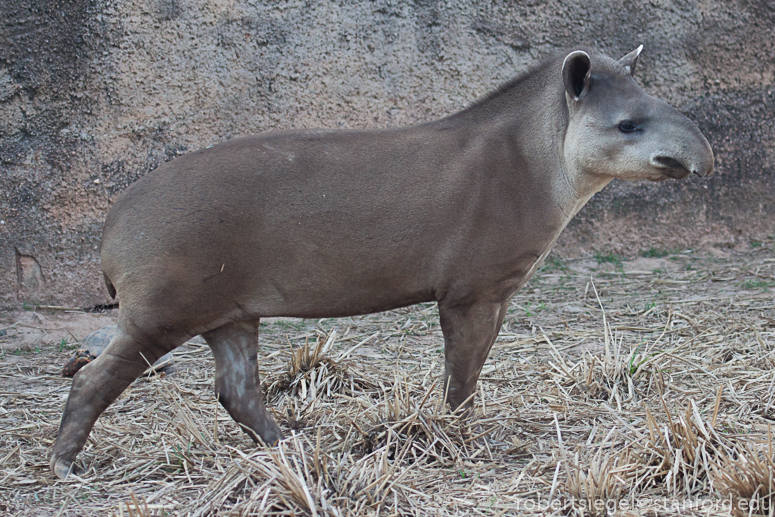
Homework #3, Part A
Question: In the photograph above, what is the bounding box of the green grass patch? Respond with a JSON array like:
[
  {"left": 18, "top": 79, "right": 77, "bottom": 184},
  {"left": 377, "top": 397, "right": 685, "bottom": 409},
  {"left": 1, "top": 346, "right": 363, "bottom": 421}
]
[
  {"left": 519, "top": 301, "right": 546, "bottom": 317},
  {"left": 271, "top": 320, "right": 307, "bottom": 331},
  {"left": 594, "top": 251, "right": 625, "bottom": 268},
  {"left": 640, "top": 247, "right": 671, "bottom": 258},
  {"left": 740, "top": 279, "right": 774, "bottom": 289},
  {"left": 57, "top": 338, "right": 78, "bottom": 353},
  {"left": 11, "top": 347, "right": 42, "bottom": 356},
  {"left": 540, "top": 256, "right": 567, "bottom": 272}
]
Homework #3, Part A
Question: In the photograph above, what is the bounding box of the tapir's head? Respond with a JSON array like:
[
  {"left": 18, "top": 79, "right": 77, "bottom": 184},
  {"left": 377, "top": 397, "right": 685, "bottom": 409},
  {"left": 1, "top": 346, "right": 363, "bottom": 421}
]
[{"left": 562, "top": 46, "right": 714, "bottom": 183}]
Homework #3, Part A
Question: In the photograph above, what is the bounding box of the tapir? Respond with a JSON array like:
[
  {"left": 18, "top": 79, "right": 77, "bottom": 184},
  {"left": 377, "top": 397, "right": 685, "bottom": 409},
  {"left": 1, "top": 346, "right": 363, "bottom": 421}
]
[{"left": 51, "top": 46, "right": 713, "bottom": 478}]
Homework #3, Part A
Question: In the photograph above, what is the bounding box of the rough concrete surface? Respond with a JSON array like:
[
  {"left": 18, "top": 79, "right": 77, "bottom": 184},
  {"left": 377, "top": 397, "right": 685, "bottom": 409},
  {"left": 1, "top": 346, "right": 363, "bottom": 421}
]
[{"left": 1, "top": 0, "right": 773, "bottom": 308}]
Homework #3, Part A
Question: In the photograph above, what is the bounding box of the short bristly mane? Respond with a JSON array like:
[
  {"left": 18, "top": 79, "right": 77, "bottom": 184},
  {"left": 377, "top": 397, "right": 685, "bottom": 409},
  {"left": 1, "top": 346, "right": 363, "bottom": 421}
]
[
  {"left": 459, "top": 56, "right": 558, "bottom": 113},
  {"left": 458, "top": 48, "right": 627, "bottom": 116}
]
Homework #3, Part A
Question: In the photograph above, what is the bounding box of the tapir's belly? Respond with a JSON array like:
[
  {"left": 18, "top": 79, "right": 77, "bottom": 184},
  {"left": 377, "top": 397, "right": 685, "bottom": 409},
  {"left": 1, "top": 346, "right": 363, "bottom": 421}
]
[{"left": 104, "top": 202, "right": 445, "bottom": 323}]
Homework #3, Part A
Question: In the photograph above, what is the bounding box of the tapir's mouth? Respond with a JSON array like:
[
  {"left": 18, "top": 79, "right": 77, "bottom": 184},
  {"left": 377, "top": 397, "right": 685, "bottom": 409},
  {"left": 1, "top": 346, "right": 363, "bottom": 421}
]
[{"left": 653, "top": 156, "right": 691, "bottom": 179}]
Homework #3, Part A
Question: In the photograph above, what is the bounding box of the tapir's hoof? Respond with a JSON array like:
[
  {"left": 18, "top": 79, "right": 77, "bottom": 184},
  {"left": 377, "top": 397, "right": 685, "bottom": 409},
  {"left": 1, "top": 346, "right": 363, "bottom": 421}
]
[
  {"left": 261, "top": 430, "right": 284, "bottom": 447},
  {"left": 253, "top": 422, "right": 284, "bottom": 447},
  {"left": 51, "top": 455, "right": 78, "bottom": 480}
]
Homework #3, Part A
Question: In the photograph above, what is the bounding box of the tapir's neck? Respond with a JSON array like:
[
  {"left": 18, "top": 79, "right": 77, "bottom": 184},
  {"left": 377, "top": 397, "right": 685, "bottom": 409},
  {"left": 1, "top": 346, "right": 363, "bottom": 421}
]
[
  {"left": 448, "top": 62, "right": 611, "bottom": 226},
  {"left": 428, "top": 62, "right": 614, "bottom": 294}
]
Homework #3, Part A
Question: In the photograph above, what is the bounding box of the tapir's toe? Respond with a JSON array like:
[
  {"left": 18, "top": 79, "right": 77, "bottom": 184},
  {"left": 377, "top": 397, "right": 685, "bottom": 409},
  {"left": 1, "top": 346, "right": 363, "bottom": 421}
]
[
  {"left": 250, "top": 418, "right": 284, "bottom": 446},
  {"left": 51, "top": 455, "right": 77, "bottom": 480},
  {"left": 264, "top": 422, "right": 284, "bottom": 446}
]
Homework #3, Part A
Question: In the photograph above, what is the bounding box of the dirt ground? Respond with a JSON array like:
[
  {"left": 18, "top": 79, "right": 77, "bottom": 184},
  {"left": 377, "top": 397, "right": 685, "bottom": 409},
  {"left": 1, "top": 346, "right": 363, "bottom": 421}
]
[{"left": 3, "top": 243, "right": 775, "bottom": 516}]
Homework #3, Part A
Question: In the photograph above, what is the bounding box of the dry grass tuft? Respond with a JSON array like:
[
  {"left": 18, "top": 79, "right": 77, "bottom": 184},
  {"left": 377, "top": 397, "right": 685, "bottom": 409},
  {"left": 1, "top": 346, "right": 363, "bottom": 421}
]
[
  {"left": 117, "top": 493, "right": 151, "bottom": 517},
  {"left": 636, "top": 391, "right": 723, "bottom": 497},
  {"left": 713, "top": 431, "right": 775, "bottom": 516},
  {"left": 354, "top": 377, "right": 476, "bottom": 465},
  {"left": 547, "top": 283, "right": 647, "bottom": 408},
  {"left": 562, "top": 444, "right": 635, "bottom": 516},
  {"left": 266, "top": 330, "right": 376, "bottom": 402}
]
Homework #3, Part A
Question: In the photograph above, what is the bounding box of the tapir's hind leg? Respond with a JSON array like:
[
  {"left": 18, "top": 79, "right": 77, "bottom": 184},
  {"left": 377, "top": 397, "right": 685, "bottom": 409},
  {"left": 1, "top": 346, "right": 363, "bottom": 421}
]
[
  {"left": 50, "top": 325, "right": 184, "bottom": 479},
  {"left": 202, "top": 321, "right": 283, "bottom": 445}
]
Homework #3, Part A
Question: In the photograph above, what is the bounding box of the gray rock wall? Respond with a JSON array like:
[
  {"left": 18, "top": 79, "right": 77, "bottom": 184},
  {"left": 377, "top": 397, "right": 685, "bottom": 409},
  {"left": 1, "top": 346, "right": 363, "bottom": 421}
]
[{"left": 1, "top": 0, "right": 774, "bottom": 308}]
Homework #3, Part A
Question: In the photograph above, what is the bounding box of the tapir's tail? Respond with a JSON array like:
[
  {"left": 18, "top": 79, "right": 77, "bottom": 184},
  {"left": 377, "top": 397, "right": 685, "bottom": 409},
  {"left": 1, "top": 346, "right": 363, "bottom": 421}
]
[{"left": 104, "top": 272, "right": 117, "bottom": 299}]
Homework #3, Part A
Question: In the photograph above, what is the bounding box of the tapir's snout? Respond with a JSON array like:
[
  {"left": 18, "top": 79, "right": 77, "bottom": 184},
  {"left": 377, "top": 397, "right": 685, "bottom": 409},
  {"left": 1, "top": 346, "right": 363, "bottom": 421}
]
[{"left": 649, "top": 116, "right": 715, "bottom": 180}]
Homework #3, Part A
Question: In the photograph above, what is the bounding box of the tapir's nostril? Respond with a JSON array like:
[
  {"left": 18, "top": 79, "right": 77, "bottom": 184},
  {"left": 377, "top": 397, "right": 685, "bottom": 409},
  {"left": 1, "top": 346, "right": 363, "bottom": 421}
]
[
  {"left": 653, "top": 156, "right": 686, "bottom": 170},
  {"left": 652, "top": 155, "right": 692, "bottom": 179}
]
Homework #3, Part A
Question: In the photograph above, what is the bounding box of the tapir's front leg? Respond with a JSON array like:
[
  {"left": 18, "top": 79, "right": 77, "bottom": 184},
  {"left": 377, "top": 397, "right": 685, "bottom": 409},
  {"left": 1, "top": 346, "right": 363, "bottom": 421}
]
[{"left": 439, "top": 299, "right": 510, "bottom": 413}]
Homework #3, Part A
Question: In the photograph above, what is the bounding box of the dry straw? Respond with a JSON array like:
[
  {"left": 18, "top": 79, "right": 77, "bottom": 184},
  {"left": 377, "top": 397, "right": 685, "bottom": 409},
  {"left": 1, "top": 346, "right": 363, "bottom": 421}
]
[{"left": 4, "top": 246, "right": 775, "bottom": 515}]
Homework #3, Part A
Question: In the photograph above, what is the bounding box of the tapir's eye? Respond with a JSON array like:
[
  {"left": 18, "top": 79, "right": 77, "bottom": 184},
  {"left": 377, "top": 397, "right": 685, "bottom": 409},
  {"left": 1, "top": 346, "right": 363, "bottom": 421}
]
[{"left": 618, "top": 120, "right": 639, "bottom": 133}]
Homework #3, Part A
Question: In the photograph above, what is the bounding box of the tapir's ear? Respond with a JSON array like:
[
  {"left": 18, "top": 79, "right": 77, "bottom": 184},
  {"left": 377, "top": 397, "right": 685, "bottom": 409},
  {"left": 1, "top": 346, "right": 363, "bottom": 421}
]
[
  {"left": 619, "top": 45, "right": 643, "bottom": 75},
  {"left": 562, "top": 51, "right": 591, "bottom": 101}
]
